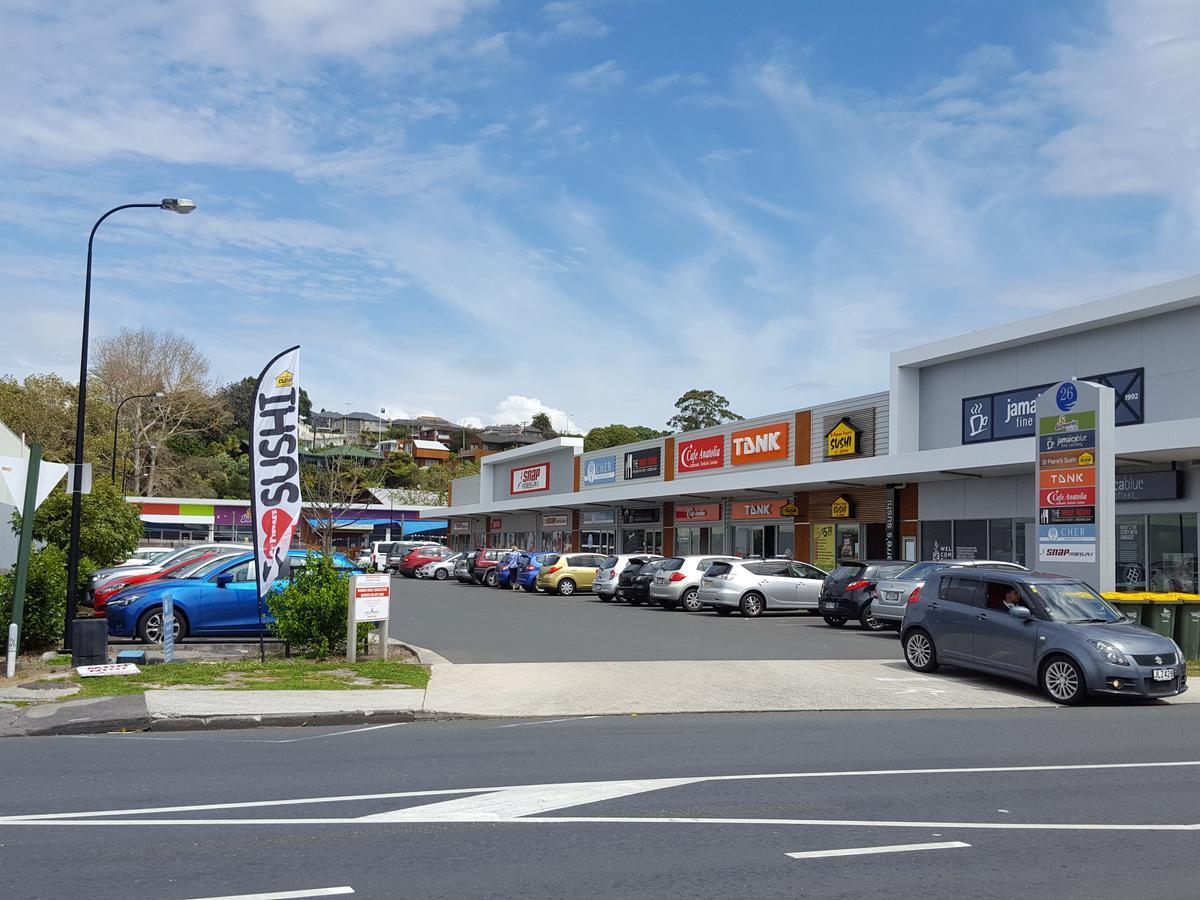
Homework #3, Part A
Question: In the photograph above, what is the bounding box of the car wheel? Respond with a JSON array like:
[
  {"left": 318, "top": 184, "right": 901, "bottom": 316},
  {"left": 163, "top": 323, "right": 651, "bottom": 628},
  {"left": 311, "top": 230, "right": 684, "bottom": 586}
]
[
  {"left": 137, "top": 607, "right": 187, "bottom": 644},
  {"left": 680, "top": 588, "right": 702, "bottom": 613},
  {"left": 1040, "top": 655, "right": 1086, "bottom": 705},
  {"left": 822, "top": 615, "right": 847, "bottom": 628},
  {"left": 557, "top": 578, "right": 577, "bottom": 597},
  {"left": 434, "top": 568, "right": 448, "bottom": 581},
  {"left": 903, "top": 629, "right": 939, "bottom": 673},
  {"left": 739, "top": 592, "right": 764, "bottom": 618},
  {"left": 859, "top": 607, "right": 888, "bottom": 631},
  {"left": 714, "top": 607, "right": 733, "bottom": 617},
  {"left": 484, "top": 569, "right": 497, "bottom": 587}
]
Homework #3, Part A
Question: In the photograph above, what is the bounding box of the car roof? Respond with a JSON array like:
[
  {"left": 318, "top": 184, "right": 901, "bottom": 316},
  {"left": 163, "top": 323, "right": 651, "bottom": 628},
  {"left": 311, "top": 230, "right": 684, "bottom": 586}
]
[{"left": 936, "top": 567, "right": 1079, "bottom": 583}]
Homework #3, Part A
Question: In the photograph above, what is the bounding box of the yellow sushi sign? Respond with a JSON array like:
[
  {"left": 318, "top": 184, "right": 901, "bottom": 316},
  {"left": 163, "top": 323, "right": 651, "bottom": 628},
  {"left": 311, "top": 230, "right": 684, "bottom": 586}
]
[{"left": 826, "top": 419, "right": 860, "bottom": 457}]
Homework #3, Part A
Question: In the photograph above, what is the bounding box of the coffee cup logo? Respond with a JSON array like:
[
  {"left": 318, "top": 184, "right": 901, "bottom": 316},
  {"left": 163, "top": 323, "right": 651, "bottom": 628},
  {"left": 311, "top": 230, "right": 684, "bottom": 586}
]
[{"left": 968, "top": 402, "right": 989, "bottom": 437}]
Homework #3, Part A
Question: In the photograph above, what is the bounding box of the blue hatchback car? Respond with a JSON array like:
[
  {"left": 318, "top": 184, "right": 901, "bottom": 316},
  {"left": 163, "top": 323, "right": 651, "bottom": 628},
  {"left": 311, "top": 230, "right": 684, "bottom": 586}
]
[
  {"left": 494, "top": 552, "right": 554, "bottom": 591},
  {"left": 105, "top": 549, "right": 358, "bottom": 643},
  {"left": 901, "top": 568, "right": 1187, "bottom": 704}
]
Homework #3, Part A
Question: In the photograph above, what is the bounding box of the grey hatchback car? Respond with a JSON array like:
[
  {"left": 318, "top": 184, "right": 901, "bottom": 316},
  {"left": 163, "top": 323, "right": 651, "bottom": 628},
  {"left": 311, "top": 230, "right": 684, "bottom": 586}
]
[{"left": 902, "top": 569, "right": 1187, "bottom": 704}]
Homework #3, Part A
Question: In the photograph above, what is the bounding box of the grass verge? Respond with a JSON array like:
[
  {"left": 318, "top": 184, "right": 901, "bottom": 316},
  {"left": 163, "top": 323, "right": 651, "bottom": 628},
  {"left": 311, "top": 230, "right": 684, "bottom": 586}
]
[{"left": 66, "top": 658, "right": 429, "bottom": 699}]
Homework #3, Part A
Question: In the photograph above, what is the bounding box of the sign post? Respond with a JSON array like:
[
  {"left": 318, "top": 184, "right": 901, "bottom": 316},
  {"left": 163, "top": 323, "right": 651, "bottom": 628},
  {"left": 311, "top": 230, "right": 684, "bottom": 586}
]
[
  {"left": 1035, "top": 380, "right": 1115, "bottom": 591},
  {"left": 161, "top": 593, "right": 176, "bottom": 664},
  {"left": 6, "top": 444, "right": 42, "bottom": 678},
  {"left": 347, "top": 573, "right": 390, "bottom": 663}
]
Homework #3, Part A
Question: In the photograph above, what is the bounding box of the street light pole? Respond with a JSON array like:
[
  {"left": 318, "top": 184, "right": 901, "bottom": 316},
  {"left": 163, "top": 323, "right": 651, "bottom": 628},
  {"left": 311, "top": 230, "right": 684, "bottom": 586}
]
[
  {"left": 64, "top": 199, "right": 196, "bottom": 647},
  {"left": 111, "top": 391, "right": 164, "bottom": 483}
]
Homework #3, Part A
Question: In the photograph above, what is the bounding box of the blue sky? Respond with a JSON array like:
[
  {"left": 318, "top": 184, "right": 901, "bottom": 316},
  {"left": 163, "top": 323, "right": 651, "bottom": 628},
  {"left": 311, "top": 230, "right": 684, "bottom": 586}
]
[{"left": 3, "top": 0, "right": 1198, "bottom": 433}]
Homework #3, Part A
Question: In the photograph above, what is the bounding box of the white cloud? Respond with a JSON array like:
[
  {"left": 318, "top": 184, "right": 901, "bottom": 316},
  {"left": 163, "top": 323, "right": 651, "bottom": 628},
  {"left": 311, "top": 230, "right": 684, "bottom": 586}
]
[
  {"left": 565, "top": 59, "right": 625, "bottom": 92},
  {"left": 487, "top": 395, "right": 582, "bottom": 434},
  {"left": 539, "top": 1, "right": 608, "bottom": 41},
  {"left": 636, "top": 72, "right": 708, "bottom": 94}
]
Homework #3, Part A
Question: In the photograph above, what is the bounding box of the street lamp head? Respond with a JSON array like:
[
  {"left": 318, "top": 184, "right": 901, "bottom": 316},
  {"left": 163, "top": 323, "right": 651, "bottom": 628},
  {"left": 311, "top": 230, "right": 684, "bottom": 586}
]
[
  {"left": 160, "top": 198, "right": 197, "bottom": 214},
  {"left": 153, "top": 391, "right": 165, "bottom": 398}
]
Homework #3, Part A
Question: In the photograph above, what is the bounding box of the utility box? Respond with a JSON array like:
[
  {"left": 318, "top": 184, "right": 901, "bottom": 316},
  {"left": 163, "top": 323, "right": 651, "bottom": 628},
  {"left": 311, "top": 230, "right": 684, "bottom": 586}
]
[{"left": 71, "top": 618, "right": 108, "bottom": 667}]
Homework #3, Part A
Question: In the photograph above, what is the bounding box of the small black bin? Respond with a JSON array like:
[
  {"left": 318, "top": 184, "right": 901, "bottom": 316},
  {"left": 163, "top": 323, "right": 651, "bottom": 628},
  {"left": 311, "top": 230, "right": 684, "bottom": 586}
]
[{"left": 71, "top": 618, "right": 108, "bottom": 667}]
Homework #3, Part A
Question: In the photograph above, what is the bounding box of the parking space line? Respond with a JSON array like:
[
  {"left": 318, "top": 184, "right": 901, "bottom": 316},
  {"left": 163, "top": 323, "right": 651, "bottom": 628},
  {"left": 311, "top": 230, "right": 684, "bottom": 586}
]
[
  {"left": 181, "top": 888, "right": 353, "bottom": 899},
  {"left": 786, "top": 841, "right": 970, "bottom": 860},
  {"left": 496, "top": 716, "right": 601, "bottom": 728}
]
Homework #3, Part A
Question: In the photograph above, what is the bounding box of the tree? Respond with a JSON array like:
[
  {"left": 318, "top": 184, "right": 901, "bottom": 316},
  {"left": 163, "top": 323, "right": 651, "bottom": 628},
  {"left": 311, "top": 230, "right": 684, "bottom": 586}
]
[
  {"left": 0, "top": 373, "right": 114, "bottom": 470},
  {"left": 530, "top": 411, "right": 556, "bottom": 438},
  {"left": 22, "top": 479, "right": 143, "bottom": 571},
  {"left": 583, "top": 424, "right": 666, "bottom": 452},
  {"left": 91, "top": 327, "right": 230, "bottom": 496},
  {"left": 413, "top": 458, "right": 480, "bottom": 503},
  {"left": 220, "top": 376, "right": 311, "bottom": 437},
  {"left": 301, "top": 448, "right": 383, "bottom": 555},
  {"left": 666, "top": 389, "right": 743, "bottom": 433}
]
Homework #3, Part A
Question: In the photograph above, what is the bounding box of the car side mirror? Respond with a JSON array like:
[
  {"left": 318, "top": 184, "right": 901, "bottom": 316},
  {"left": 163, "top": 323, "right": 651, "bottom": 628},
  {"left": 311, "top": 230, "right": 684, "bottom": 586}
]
[
  {"left": 215, "top": 573, "right": 234, "bottom": 588},
  {"left": 1009, "top": 605, "right": 1031, "bottom": 620}
]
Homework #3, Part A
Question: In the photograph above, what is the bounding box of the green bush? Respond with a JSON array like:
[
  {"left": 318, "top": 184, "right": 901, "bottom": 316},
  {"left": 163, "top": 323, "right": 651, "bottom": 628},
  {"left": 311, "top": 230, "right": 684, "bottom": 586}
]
[
  {"left": 0, "top": 545, "right": 69, "bottom": 652},
  {"left": 23, "top": 479, "right": 142, "bottom": 568},
  {"left": 267, "top": 553, "right": 365, "bottom": 658}
]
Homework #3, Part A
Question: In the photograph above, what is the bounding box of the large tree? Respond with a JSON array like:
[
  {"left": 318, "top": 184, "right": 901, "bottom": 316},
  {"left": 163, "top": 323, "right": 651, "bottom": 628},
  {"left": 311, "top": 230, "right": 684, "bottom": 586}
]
[
  {"left": 583, "top": 424, "right": 665, "bottom": 452},
  {"left": 666, "top": 389, "right": 743, "bottom": 433},
  {"left": 530, "top": 411, "right": 556, "bottom": 438},
  {"left": 0, "top": 373, "right": 113, "bottom": 469},
  {"left": 301, "top": 449, "right": 384, "bottom": 555},
  {"left": 91, "top": 327, "right": 229, "bottom": 496},
  {"left": 220, "top": 376, "right": 312, "bottom": 437},
  {"left": 413, "top": 458, "right": 480, "bottom": 503}
]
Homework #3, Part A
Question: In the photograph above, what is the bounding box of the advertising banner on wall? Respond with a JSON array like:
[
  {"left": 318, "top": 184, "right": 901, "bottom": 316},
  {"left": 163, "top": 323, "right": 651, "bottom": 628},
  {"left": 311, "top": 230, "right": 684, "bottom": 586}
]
[
  {"left": 731, "top": 422, "right": 789, "bottom": 465},
  {"left": 731, "top": 498, "right": 789, "bottom": 520},
  {"left": 582, "top": 455, "right": 617, "bottom": 486},
  {"left": 541, "top": 513, "right": 569, "bottom": 528},
  {"left": 814, "top": 524, "right": 836, "bottom": 571},
  {"left": 677, "top": 435, "right": 724, "bottom": 473},
  {"left": 581, "top": 509, "right": 616, "bottom": 526},
  {"left": 675, "top": 503, "right": 722, "bottom": 523},
  {"left": 511, "top": 461, "right": 550, "bottom": 495},
  {"left": 624, "top": 447, "right": 662, "bottom": 480},
  {"left": 1035, "top": 381, "right": 1114, "bottom": 588},
  {"left": 451, "top": 520, "right": 471, "bottom": 533}
]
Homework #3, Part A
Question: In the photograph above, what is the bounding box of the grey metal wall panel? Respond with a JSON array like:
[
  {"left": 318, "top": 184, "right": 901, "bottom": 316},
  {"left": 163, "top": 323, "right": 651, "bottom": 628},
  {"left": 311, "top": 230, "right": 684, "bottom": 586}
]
[
  {"left": 491, "top": 447, "right": 577, "bottom": 502},
  {"left": 451, "top": 476, "right": 480, "bottom": 507},
  {"left": 809, "top": 392, "right": 889, "bottom": 460}
]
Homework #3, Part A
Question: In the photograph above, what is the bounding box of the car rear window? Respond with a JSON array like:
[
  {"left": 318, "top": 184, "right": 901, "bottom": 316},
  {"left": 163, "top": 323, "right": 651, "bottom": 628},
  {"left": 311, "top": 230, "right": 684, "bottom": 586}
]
[
  {"left": 600, "top": 556, "right": 619, "bottom": 569},
  {"left": 542, "top": 554, "right": 561, "bottom": 566},
  {"left": 869, "top": 564, "right": 909, "bottom": 581},
  {"left": 705, "top": 562, "right": 734, "bottom": 577},
  {"left": 659, "top": 558, "right": 685, "bottom": 572},
  {"left": 831, "top": 564, "right": 866, "bottom": 580}
]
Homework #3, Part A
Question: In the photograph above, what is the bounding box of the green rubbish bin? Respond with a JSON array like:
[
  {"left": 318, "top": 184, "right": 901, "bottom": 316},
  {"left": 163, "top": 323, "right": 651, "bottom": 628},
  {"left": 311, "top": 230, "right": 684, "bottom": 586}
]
[
  {"left": 1146, "top": 595, "right": 1181, "bottom": 639},
  {"left": 1172, "top": 595, "right": 1200, "bottom": 662},
  {"left": 1104, "top": 592, "right": 1147, "bottom": 625}
]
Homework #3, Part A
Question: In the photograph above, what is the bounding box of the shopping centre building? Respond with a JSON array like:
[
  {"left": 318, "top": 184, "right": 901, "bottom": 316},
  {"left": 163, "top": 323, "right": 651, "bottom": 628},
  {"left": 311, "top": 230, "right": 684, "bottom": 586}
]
[{"left": 427, "top": 276, "right": 1200, "bottom": 592}]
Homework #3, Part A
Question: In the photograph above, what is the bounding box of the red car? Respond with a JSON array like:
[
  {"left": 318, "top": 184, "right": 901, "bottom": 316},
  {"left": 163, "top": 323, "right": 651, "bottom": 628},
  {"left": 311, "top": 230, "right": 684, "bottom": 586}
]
[
  {"left": 91, "top": 547, "right": 227, "bottom": 615},
  {"left": 396, "top": 546, "right": 454, "bottom": 578}
]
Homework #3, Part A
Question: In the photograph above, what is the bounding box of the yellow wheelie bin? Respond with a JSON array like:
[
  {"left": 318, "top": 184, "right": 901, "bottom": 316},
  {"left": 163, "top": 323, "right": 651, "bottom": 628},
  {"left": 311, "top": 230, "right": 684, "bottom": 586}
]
[{"left": 1171, "top": 594, "right": 1200, "bottom": 662}]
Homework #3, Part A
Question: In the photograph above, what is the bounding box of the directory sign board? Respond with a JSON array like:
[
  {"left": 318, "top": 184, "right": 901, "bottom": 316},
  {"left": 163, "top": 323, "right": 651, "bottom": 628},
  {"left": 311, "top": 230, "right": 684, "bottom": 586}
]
[{"left": 1035, "top": 381, "right": 1114, "bottom": 589}]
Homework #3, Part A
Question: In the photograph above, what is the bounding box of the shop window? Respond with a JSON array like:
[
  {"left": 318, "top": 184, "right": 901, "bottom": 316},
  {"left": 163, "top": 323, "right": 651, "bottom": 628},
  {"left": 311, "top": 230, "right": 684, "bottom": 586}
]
[
  {"left": 920, "top": 521, "right": 953, "bottom": 561},
  {"left": 1116, "top": 516, "right": 1146, "bottom": 591},
  {"left": 1148, "top": 514, "right": 1197, "bottom": 593},
  {"left": 676, "top": 528, "right": 699, "bottom": 557},
  {"left": 988, "top": 519, "right": 1014, "bottom": 562},
  {"left": 953, "top": 520, "right": 987, "bottom": 560}
]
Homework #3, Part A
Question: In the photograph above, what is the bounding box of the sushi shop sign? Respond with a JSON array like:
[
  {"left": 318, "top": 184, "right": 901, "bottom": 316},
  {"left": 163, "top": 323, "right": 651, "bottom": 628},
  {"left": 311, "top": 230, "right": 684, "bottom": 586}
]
[{"left": 825, "top": 419, "right": 861, "bottom": 458}]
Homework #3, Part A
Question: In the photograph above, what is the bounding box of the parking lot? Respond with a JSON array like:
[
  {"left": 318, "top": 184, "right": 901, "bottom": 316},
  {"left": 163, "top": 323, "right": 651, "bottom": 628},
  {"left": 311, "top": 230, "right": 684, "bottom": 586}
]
[{"left": 387, "top": 574, "right": 903, "bottom": 663}]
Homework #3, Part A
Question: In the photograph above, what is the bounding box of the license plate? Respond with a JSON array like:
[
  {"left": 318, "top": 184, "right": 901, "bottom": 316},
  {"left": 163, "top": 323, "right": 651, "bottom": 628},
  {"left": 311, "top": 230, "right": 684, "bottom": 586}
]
[
  {"left": 885, "top": 591, "right": 899, "bottom": 602},
  {"left": 821, "top": 601, "right": 837, "bottom": 610},
  {"left": 1153, "top": 668, "right": 1176, "bottom": 681}
]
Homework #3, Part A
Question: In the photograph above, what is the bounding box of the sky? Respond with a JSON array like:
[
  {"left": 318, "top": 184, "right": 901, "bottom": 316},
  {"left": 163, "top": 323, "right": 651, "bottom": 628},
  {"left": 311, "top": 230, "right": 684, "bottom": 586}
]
[{"left": 3, "top": 0, "right": 1200, "bottom": 435}]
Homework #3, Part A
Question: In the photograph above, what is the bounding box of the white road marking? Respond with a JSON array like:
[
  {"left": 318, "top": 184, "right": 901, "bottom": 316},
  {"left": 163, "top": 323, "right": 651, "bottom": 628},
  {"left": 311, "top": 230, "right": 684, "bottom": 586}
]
[
  {"left": 496, "top": 716, "right": 602, "bottom": 729},
  {"left": 181, "top": 888, "right": 353, "bottom": 900},
  {"left": 786, "top": 841, "right": 970, "bottom": 860},
  {"left": 268, "top": 723, "right": 408, "bottom": 743},
  {"left": 71, "top": 722, "right": 408, "bottom": 744}
]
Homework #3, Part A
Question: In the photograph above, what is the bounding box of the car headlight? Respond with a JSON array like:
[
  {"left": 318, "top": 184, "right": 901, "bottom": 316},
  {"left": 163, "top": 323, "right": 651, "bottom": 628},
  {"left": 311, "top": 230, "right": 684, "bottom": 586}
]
[
  {"left": 1088, "top": 639, "right": 1130, "bottom": 666},
  {"left": 106, "top": 593, "right": 144, "bottom": 609},
  {"left": 102, "top": 582, "right": 126, "bottom": 593}
]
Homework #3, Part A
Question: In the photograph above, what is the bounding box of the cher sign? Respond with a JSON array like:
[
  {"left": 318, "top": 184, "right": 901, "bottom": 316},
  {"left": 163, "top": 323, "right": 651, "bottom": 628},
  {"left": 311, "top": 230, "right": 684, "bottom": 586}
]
[
  {"left": 731, "top": 422, "right": 789, "bottom": 465},
  {"left": 826, "top": 419, "right": 860, "bottom": 458}
]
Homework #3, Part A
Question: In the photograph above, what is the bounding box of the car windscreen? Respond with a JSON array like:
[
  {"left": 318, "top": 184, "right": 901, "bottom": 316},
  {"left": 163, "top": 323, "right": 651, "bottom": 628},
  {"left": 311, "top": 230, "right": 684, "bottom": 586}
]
[
  {"left": 659, "top": 558, "right": 685, "bottom": 572},
  {"left": 181, "top": 554, "right": 246, "bottom": 579},
  {"left": 600, "top": 556, "right": 619, "bottom": 569},
  {"left": 895, "top": 561, "right": 946, "bottom": 582},
  {"left": 1031, "top": 582, "right": 1123, "bottom": 623},
  {"left": 831, "top": 564, "right": 867, "bottom": 580}
]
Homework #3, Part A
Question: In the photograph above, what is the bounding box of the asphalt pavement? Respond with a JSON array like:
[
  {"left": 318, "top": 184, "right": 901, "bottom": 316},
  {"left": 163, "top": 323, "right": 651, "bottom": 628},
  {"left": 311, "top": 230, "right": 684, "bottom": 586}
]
[
  {"left": 3, "top": 705, "right": 1199, "bottom": 898},
  {"left": 386, "top": 575, "right": 902, "bottom": 662}
]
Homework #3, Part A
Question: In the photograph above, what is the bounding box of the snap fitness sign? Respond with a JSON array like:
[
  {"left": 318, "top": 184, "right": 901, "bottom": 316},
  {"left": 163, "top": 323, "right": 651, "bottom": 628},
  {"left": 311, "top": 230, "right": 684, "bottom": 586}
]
[
  {"left": 677, "top": 435, "right": 724, "bottom": 473},
  {"left": 511, "top": 461, "right": 550, "bottom": 495},
  {"left": 731, "top": 422, "right": 789, "bottom": 465}
]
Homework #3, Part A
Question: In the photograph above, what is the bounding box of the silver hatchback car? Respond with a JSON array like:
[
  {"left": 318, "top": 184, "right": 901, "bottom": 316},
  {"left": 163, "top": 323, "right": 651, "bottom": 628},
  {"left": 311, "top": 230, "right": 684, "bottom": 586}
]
[
  {"left": 872, "top": 559, "right": 1028, "bottom": 626},
  {"left": 650, "top": 555, "right": 740, "bottom": 611},
  {"left": 697, "top": 559, "right": 829, "bottom": 618}
]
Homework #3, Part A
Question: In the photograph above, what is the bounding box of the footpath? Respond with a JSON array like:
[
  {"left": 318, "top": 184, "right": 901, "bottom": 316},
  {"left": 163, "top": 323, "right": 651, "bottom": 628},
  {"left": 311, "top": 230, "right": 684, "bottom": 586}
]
[{"left": 2, "top": 641, "right": 1196, "bottom": 736}]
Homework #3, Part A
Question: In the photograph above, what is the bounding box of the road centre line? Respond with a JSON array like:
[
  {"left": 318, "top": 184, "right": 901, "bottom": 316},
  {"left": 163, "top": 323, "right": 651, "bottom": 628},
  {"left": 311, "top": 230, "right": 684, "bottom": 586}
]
[
  {"left": 786, "top": 841, "right": 971, "bottom": 860},
  {"left": 181, "top": 888, "right": 354, "bottom": 900},
  {"left": 5, "top": 758, "right": 1200, "bottom": 824},
  {"left": 497, "top": 716, "right": 602, "bottom": 728}
]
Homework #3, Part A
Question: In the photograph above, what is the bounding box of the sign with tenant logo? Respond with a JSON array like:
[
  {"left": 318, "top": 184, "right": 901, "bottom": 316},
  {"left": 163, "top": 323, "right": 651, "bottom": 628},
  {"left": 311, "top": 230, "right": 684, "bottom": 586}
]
[
  {"left": 677, "top": 435, "right": 724, "bottom": 473},
  {"left": 675, "top": 503, "right": 722, "bottom": 523},
  {"left": 511, "top": 461, "right": 550, "bottom": 495},
  {"left": 731, "top": 422, "right": 789, "bottom": 465},
  {"left": 830, "top": 496, "right": 852, "bottom": 518},
  {"left": 624, "top": 447, "right": 662, "bottom": 480},
  {"left": 825, "top": 419, "right": 860, "bottom": 458},
  {"left": 451, "top": 520, "right": 471, "bottom": 533},
  {"left": 541, "top": 513, "right": 569, "bottom": 529},
  {"left": 731, "top": 498, "right": 789, "bottom": 520},
  {"left": 1035, "top": 381, "right": 1114, "bottom": 588}
]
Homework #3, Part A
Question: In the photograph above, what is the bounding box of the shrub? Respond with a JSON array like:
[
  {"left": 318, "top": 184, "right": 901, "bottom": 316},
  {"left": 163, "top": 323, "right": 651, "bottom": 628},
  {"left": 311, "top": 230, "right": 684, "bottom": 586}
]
[
  {"left": 267, "top": 553, "right": 365, "bottom": 658},
  {"left": 24, "top": 479, "right": 142, "bottom": 568},
  {"left": 0, "top": 545, "right": 69, "bottom": 652}
]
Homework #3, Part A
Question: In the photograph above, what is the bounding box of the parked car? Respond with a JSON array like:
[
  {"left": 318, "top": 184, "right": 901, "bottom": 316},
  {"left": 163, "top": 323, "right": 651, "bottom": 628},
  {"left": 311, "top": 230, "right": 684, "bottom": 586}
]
[
  {"left": 368, "top": 541, "right": 396, "bottom": 571},
  {"left": 871, "top": 559, "right": 1028, "bottom": 628},
  {"left": 513, "top": 552, "right": 555, "bottom": 592},
  {"left": 594, "top": 554, "right": 661, "bottom": 601},
  {"left": 88, "top": 543, "right": 231, "bottom": 595},
  {"left": 492, "top": 551, "right": 526, "bottom": 589},
  {"left": 87, "top": 543, "right": 237, "bottom": 614},
  {"left": 417, "top": 552, "right": 463, "bottom": 581},
  {"left": 454, "top": 551, "right": 480, "bottom": 584},
  {"left": 386, "top": 542, "right": 441, "bottom": 573},
  {"left": 396, "top": 545, "right": 455, "bottom": 578},
  {"left": 118, "top": 547, "right": 174, "bottom": 567},
  {"left": 471, "top": 548, "right": 518, "bottom": 586},
  {"left": 535, "top": 552, "right": 607, "bottom": 596},
  {"left": 901, "top": 569, "right": 1187, "bottom": 704},
  {"left": 650, "top": 555, "right": 740, "bottom": 611},
  {"left": 818, "top": 560, "right": 913, "bottom": 631},
  {"left": 696, "top": 559, "right": 830, "bottom": 617},
  {"left": 105, "top": 550, "right": 358, "bottom": 643},
  {"left": 615, "top": 557, "right": 670, "bottom": 606}
]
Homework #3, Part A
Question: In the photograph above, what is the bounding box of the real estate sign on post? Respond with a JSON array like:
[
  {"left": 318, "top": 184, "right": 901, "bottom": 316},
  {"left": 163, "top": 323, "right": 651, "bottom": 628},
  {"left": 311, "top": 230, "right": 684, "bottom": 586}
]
[{"left": 1035, "top": 380, "right": 1114, "bottom": 591}]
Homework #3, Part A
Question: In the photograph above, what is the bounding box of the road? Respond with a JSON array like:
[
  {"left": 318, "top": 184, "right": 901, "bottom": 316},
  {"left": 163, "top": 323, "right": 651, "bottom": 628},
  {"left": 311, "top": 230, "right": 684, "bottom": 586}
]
[
  {"left": 3, "top": 705, "right": 1199, "bottom": 898},
  {"left": 386, "top": 575, "right": 902, "bottom": 662}
]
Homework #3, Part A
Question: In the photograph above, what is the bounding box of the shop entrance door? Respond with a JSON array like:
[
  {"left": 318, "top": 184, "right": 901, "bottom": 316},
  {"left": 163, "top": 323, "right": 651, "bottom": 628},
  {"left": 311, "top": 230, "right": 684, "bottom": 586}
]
[{"left": 733, "top": 525, "right": 781, "bottom": 558}]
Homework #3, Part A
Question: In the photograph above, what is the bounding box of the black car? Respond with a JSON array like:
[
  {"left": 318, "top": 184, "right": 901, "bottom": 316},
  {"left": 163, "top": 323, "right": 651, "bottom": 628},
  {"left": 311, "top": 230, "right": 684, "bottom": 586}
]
[
  {"left": 818, "top": 559, "right": 910, "bottom": 631},
  {"left": 616, "top": 558, "right": 668, "bottom": 606}
]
